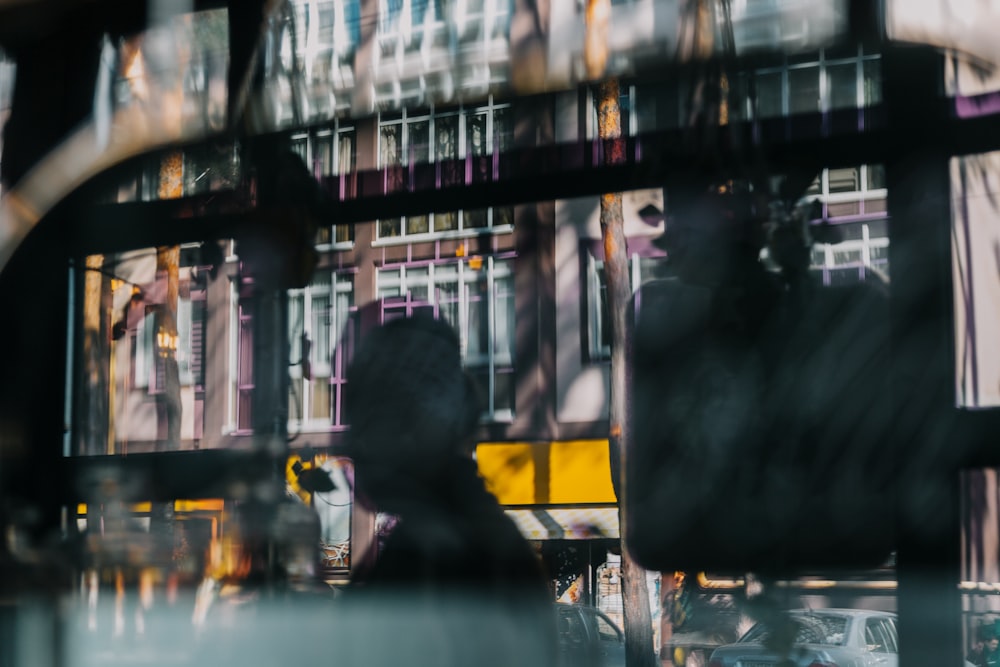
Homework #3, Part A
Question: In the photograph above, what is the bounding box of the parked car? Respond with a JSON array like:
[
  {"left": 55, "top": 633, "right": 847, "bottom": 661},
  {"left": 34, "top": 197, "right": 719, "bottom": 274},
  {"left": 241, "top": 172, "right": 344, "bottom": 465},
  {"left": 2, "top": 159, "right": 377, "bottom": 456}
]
[
  {"left": 709, "top": 609, "right": 898, "bottom": 667},
  {"left": 555, "top": 603, "right": 626, "bottom": 667}
]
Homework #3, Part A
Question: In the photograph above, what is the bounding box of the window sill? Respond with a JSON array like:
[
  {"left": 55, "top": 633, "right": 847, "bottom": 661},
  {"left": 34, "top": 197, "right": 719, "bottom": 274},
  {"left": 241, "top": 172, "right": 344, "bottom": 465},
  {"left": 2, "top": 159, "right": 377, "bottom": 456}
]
[
  {"left": 316, "top": 241, "right": 355, "bottom": 252},
  {"left": 372, "top": 224, "right": 514, "bottom": 248}
]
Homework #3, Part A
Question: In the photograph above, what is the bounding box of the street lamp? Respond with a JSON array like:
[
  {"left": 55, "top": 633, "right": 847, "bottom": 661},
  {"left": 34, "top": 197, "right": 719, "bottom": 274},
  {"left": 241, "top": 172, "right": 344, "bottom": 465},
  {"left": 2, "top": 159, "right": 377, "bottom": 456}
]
[{"left": 156, "top": 327, "right": 178, "bottom": 358}]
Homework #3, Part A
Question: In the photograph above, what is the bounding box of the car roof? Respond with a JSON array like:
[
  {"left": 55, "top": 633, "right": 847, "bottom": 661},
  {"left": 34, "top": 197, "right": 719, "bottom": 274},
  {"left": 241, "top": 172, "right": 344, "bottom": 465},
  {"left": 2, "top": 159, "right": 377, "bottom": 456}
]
[{"left": 788, "top": 608, "right": 895, "bottom": 617}]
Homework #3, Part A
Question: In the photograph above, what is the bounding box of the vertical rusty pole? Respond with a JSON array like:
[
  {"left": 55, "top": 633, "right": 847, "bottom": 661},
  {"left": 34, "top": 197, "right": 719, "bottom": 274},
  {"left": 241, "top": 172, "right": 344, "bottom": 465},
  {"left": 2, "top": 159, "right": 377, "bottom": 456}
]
[
  {"left": 587, "top": 0, "right": 655, "bottom": 663},
  {"left": 81, "top": 254, "right": 107, "bottom": 456},
  {"left": 157, "top": 151, "right": 184, "bottom": 451}
]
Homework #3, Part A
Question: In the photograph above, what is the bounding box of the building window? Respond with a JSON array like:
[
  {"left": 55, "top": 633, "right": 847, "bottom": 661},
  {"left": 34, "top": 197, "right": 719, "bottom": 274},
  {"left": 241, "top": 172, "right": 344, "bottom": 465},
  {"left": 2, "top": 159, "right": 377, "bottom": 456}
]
[
  {"left": 377, "top": 256, "right": 515, "bottom": 420},
  {"left": 761, "top": 164, "right": 888, "bottom": 287},
  {"left": 234, "top": 297, "right": 255, "bottom": 434},
  {"left": 585, "top": 252, "right": 666, "bottom": 361},
  {"left": 809, "top": 220, "right": 889, "bottom": 286},
  {"left": 183, "top": 142, "right": 242, "bottom": 196},
  {"left": 288, "top": 271, "right": 356, "bottom": 431},
  {"left": 289, "top": 454, "right": 355, "bottom": 573},
  {"left": 267, "top": 0, "right": 359, "bottom": 119},
  {"left": 0, "top": 51, "right": 14, "bottom": 198},
  {"left": 378, "top": 0, "right": 446, "bottom": 59},
  {"left": 375, "top": 0, "right": 511, "bottom": 63},
  {"left": 730, "top": 46, "right": 881, "bottom": 120},
  {"left": 79, "top": 247, "right": 211, "bottom": 453},
  {"left": 290, "top": 123, "right": 357, "bottom": 245},
  {"left": 377, "top": 99, "right": 513, "bottom": 240},
  {"left": 803, "top": 163, "right": 887, "bottom": 221}
]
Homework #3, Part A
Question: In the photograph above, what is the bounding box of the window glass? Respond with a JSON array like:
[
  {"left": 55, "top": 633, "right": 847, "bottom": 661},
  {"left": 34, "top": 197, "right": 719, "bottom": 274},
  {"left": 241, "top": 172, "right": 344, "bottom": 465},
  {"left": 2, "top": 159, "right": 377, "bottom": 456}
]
[
  {"left": 407, "top": 215, "right": 430, "bottom": 235},
  {"left": 337, "top": 129, "right": 356, "bottom": 175},
  {"left": 866, "top": 164, "right": 886, "bottom": 191},
  {"left": 467, "top": 112, "right": 488, "bottom": 157},
  {"left": 493, "top": 264, "right": 515, "bottom": 364},
  {"left": 380, "top": 124, "right": 402, "bottom": 167},
  {"left": 380, "top": 218, "right": 402, "bottom": 238},
  {"left": 407, "top": 266, "right": 431, "bottom": 303},
  {"left": 863, "top": 59, "right": 882, "bottom": 106},
  {"left": 829, "top": 166, "right": 860, "bottom": 193},
  {"left": 789, "top": 67, "right": 820, "bottom": 115},
  {"left": 828, "top": 63, "right": 857, "bottom": 110},
  {"left": 466, "top": 209, "right": 489, "bottom": 229},
  {"left": 755, "top": 72, "right": 783, "bottom": 118},
  {"left": 436, "top": 115, "right": 459, "bottom": 161},
  {"left": 493, "top": 107, "right": 512, "bottom": 154},
  {"left": 408, "top": 119, "right": 430, "bottom": 164},
  {"left": 435, "top": 211, "right": 459, "bottom": 232}
]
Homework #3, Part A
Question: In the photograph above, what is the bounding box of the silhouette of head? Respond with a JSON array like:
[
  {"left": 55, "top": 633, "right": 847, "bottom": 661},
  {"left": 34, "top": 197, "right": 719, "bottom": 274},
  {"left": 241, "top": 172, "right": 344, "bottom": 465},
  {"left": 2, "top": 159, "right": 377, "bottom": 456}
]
[{"left": 343, "top": 315, "right": 480, "bottom": 511}]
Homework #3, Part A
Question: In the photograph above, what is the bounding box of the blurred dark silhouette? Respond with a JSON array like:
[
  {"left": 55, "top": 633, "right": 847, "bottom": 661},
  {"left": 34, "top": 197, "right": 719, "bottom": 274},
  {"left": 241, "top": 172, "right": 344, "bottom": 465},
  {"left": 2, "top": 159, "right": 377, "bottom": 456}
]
[
  {"left": 629, "top": 185, "right": 894, "bottom": 572},
  {"left": 968, "top": 623, "right": 1000, "bottom": 667},
  {"left": 341, "top": 314, "right": 557, "bottom": 667}
]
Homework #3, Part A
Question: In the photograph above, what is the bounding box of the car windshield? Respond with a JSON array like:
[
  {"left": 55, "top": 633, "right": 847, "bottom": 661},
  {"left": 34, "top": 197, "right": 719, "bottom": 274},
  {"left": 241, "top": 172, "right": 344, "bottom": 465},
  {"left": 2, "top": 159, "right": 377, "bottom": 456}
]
[{"left": 739, "top": 614, "right": 850, "bottom": 647}]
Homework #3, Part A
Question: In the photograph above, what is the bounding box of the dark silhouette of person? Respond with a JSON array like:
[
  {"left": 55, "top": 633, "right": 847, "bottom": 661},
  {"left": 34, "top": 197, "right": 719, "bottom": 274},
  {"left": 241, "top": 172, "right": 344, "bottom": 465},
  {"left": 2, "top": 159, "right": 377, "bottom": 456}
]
[
  {"left": 969, "top": 623, "right": 1000, "bottom": 667},
  {"left": 339, "top": 314, "right": 556, "bottom": 667},
  {"left": 629, "top": 184, "right": 894, "bottom": 571}
]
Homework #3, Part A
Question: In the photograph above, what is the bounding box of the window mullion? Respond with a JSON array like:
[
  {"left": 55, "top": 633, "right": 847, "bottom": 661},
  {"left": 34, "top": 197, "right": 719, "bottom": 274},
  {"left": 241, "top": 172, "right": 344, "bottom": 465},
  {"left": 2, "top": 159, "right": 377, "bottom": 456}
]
[
  {"left": 486, "top": 257, "right": 496, "bottom": 416},
  {"left": 455, "top": 262, "right": 465, "bottom": 357}
]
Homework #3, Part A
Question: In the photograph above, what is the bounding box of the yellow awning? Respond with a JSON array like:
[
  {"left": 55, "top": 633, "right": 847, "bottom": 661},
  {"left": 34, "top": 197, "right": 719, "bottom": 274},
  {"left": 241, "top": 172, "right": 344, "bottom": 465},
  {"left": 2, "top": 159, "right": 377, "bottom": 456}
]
[{"left": 476, "top": 440, "right": 618, "bottom": 506}]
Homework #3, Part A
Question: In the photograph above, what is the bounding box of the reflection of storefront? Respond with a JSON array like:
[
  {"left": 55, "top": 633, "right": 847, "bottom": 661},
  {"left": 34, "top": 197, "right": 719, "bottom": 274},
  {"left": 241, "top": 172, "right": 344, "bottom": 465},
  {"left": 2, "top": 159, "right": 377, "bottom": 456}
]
[
  {"left": 286, "top": 452, "right": 356, "bottom": 578},
  {"left": 476, "top": 438, "right": 635, "bottom": 626}
]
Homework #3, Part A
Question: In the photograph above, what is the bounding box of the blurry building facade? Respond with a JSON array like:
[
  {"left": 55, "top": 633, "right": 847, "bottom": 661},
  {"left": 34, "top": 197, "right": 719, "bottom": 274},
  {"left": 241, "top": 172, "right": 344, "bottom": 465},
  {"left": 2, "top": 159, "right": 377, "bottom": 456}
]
[{"left": 60, "top": 0, "right": 893, "bottom": 635}]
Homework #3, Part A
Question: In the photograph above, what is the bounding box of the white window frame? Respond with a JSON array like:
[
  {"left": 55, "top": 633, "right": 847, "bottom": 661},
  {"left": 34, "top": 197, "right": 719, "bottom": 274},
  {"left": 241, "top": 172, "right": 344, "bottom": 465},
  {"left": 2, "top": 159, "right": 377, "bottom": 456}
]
[
  {"left": 811, "top": 222, "right": 890, "bottom": 286},
  {"left": 288, "top": 271, "right": 356, "bottom": 432},
  {"left": 740, "top": 46, "right": 881, "bottom": 119},
  {"left": 375, "top": 97, "right": 513, "bottom": 244},
  {"left": 376, "top": 256, "right": 515, "bottom": 421},
  {"left": 290, "top": 123, "right": 357, "bottom": 249},
  {"left": 586, "top": 252, "right": 665, "bottom": 361}
]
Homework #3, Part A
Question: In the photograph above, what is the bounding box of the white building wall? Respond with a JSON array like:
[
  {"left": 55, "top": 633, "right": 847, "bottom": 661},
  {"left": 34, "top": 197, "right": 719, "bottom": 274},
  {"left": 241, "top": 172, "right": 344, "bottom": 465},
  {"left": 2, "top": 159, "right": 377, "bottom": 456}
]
[{"left": 555, "top": 188, "right": 664, "bottom": 424}]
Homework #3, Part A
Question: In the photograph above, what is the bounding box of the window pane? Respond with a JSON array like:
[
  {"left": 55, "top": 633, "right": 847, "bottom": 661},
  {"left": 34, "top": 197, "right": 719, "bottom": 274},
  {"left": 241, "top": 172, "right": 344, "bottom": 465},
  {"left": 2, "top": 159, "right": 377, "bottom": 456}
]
[
  {"left": 435, "top": 264, "right": 460, "bottom": 329},
  {"left": 289, "top": 376, "right": 304, "bottom": 423},
  {"left": 316, "top": 136, "right": 333, "bottom": 176},
  {"left": 494, "top": 368, "right": 513, "bottom": 414},
  {"left": 407, "top": 266, "right": 430, "bottom": 302},
  {"left": 494, "top": 206, "right": 514, "bottom": 228},
  {"left": 494, "top": 269, "right": 515, "bottom": 363},
  {"left": 467, "top": 112, "right": 488, "bottom": 157},
  {"left": 311, "top": 380, "right": 332, "bottom": 421},
  {"left": 493, "top": 107, "right": 512, "bottom": 154},
  {"left": 406, "top": 215, "right": 430, "bottom": 235},
  {"left": 466, "top": 279, "right": 488, "bottom": 359},
  {"left": 755, "top": 72, "right": 782, "bottom": 118},
  {"left": 466, "top": 209, "right": 488, "bottom": 229},
  {"left": 789, "top": 67, "right": 820, "bottom": 114},
  {"left": 866, "top": 164, "right": 886, "bottom": 191},
  {"left": 828, "top": 63, "right": 857, "bottom": 110},
  {"left": 436, "top": 115, "right": 459, "bottom": 161},
  {"left": 408, "top": 119, "right": 430, "bottom": 164},
  {"left": 289, "top": 294, "right": 304, "bottom": 362},
  {"left": 313, "top": 297, "right": 332, "bottom": 371},
  {"left": 828, "top": 167, "right": 859, "bottom": 193},
  {"left": 379, "top": 218, "right": 402, "bottom": 238},
  {"left": 863, "top": 59, "right": 882, "bottom": 106},
  {"left": 334, "top": 224, "right": 352, "bottom": 243},
  {"left": 337, "top": 130, "right": 356, "bottom": 174},
  {"left": 380, "top": 124, "right": 401, "bottom": 167},
  {"left": 434, "top": 211, "right": 459, "bottom": 232},
  {"left": 467, "top": 366, "right": 490, "bottom": 414}
]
